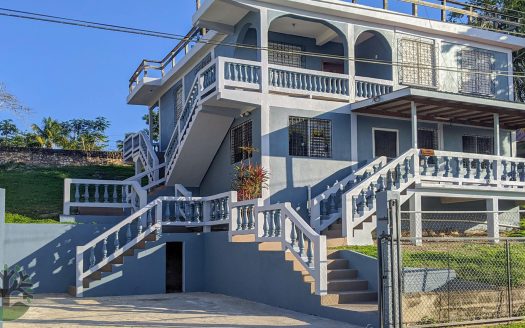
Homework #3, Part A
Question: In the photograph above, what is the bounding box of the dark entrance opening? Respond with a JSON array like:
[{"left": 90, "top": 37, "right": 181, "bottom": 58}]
[{"left": 166, "top": 242, "right": 183, "bottom": 293}]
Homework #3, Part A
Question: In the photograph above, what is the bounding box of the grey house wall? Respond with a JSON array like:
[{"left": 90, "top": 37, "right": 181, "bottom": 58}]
[
  {"left": 357, "top": 114, "right": 512, "bottom": 162},
  {"left": 269, "top": 107, "right": 355, "bottom": 217},
  {"left": 199, "top": 108, "right": 262, "bottom": 197}
]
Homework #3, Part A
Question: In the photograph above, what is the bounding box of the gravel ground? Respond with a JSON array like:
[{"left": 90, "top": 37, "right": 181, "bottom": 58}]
[{"left": 3, "top": 292, "right": 364, "bottom": 328}]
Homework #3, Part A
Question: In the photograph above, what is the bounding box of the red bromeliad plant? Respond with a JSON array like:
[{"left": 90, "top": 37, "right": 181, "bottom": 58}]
[{"left": 232, "top": 146, "right": 269, "bottom": 201}]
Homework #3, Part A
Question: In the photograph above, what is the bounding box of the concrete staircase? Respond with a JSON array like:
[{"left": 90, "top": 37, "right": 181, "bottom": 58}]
[{"left": 68, "top": 232, "right": 158, "bottom": 297}]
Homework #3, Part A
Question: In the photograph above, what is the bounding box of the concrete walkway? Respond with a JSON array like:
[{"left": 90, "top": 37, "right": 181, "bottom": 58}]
[{"left": 4, "top": 293, "right": 365, "bottom": 328}]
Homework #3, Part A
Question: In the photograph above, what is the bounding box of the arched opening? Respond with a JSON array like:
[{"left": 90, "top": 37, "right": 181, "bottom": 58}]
[
  {"left": 355, "top": 31, "right": 393, "bottom": 81},
  {"left": 235, "top": 24, "right": 258, "bottom": 61},
  {"left": 267, "top": 15, "right": 348, "bottom": 74}
]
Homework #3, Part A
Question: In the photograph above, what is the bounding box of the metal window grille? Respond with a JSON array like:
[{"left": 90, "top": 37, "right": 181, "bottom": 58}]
[
  {"left": 460, "top": 48, "right": 495, "bottom": 97},
  {"left": 174, "top": 84, "right": 184, "bottom": 122},
  {"left": 230, "top": 120, "right": 253, "bottom": 163},
  {"left": 462, "top": 135, "right": 493, "bottom": 155},
  {"left": 269, "top": 41, "right": 305, "bottom": 68},
  {"left": 399, "top": 38, "right": 437, "bottom": 88},
  {"left": 417, "top": 128, "right": 438, "bottom": 150},
  {"left": 289, "top": 116, "right": 332, "bottom": 158}
]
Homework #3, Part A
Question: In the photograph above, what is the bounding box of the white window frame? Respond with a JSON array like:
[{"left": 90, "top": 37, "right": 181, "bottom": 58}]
[{"left": 372, "top": 127, "right": 399, "bottom": 158}]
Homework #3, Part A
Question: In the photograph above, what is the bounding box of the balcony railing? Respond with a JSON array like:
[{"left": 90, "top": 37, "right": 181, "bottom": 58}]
[
  {"left": 129, "top": 27, "right": 203, "bottom": 93},
  {"left": 355, "top": 76, "right": 394, "bottom": 100}
]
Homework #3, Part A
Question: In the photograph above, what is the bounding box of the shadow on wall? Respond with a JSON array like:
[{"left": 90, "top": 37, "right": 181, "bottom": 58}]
[{"left": 3, "top": 224, "right": 115, "bottom": 293}]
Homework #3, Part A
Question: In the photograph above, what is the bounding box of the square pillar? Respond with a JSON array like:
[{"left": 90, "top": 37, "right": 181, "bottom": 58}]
[
  {"left": 494, "top": 113, "right": 500, "bottom": 156},
  {"left": 411, "top": 101, "right": 418, "bottom": 150},
  {"left": 351, "top": 112, "right": 358, "bottom": 162},
  {"left": 486, "top": 197, "right": 499, "bottom": 243},
  {"left": 409, "top": 193, "right": 422, "bottom": 246}
]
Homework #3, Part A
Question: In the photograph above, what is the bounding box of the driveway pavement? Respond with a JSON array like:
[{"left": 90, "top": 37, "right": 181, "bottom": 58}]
[{"left": 4, "top": 293, "right": 364, "bottom": 328}]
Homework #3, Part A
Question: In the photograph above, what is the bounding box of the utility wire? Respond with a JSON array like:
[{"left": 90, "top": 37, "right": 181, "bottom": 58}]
[{"left": 0, "top": 6, "right": 524, "bottom": 79}]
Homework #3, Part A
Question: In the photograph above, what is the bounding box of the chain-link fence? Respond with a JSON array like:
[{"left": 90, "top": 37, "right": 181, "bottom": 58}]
[
  {"left": 397, "top": 237, "right": 525, "bottom": 327},
  {"left": 400, "top": 210, "right": 523, "bottom": 238}
]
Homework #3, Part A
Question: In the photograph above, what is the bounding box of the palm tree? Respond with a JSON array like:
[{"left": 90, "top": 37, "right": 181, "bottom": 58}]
[{"left": 31, "top": 117, "right": 66, "bottom": 149}]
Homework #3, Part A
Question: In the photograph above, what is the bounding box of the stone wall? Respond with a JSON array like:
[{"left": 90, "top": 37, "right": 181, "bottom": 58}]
[{"left": 0, "top": 147, "right": 123, "bottom": 167}]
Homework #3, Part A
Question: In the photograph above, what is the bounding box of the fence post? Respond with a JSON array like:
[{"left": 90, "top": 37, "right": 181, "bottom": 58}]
[
  {"left": 506, "top": 239, "right": 513, "bottom": 318},
  {"left": 377, "top": 190, "right": 402, "bottom": 328}
]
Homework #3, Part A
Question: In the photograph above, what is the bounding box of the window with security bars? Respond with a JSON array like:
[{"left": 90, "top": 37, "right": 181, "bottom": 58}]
[
  {"left": 418, "top": 128, "right": 438, "bottom": 150},
  {"left": 462, "top": 135, "right": 494, "bottom": 155},
  {"left": 289, "top": 117, "right": 332, "bottom": 158},
  {"left": 174, "top": 84, "right": 184, "bottom": 122},
  {"left": 399, "top": 38, "right": 437, "bottom": 88},
  {"left": 230, "top": 121, "right": 253, "bottom": 163},
  {"left": 460, "top": 49, "right": 495, "bottom": 97},
  {"left": 269, "top": 41, "right": 305, "bottom": 68}
]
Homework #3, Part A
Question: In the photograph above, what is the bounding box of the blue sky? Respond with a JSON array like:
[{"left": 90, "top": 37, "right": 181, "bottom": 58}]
[{"left": 0, "top": 0, "right": 196, "bottom": 149}]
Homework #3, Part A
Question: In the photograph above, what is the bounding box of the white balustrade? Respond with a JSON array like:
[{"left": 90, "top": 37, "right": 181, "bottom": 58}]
[
  {"left": 223, "top": 59, "right": 261, "bottom": 85},
  {"left": 341, "top": 149, "right": 418, "bottom": 244},
  {"left": 123, "top": 131, "right": 161, "bottom": 184},
  {"left": 269, "top": 65, "right": 349, "bottom": 99},
  {"left": 63, "top": 179, "right": 147, "bottom": 216},
  {"left": 419, "top": 150, "right": 525, "bottom": 189},
  {"left": 229, "top": 198, "right": 264, "bottom": 236},
  {"left": 311, "top": 156, "right": 388, "bottom": 232},
  {"left": 255, "top": 203, "right": 327, "bottom": 295},
  {"left": 355, "top": 76, "right": 394, "bottom": 100}
]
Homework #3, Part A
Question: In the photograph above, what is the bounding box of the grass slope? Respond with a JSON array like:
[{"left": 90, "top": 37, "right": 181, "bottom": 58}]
[{"left": 0, "top": 163, "right": 134, "bottom": 223}]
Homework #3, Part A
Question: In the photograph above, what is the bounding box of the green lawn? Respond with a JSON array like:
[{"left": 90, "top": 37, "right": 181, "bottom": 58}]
[
  {"left": 334, "top": 242, "right": 525, "bottom": 287},
  {"left": 0, "top": 163, "right": 134, "bottom": 223}
]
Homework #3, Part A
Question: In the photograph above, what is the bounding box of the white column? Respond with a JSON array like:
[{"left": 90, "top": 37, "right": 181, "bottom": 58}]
[
  {"left": 259, "top": 9, "right": 271, "bottom": 204},
  {"left": 487, "top": 197, "right": 499, "bottom": 243},
  {"left": 409, "top": 193, "right": 422, "bottom": 246},
  {"left": 351, "top": 112, "right": 358, "bottom": 162},
  {"left": 494, "top": 113, "right": 500, "bottom": 156},
  {"left": 411, "top": 101, "right": 418, "bottom": 150},
  {"left": 511, "top": 131, "right": 517, "bottom": 158}
]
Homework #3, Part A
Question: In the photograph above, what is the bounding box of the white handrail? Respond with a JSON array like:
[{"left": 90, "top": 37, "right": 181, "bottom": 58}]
[{"left": 355, "top": 76, "right": 394, "bottom": 86}]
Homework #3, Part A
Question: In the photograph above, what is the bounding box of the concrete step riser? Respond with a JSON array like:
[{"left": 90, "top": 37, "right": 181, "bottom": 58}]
[
  {"left": 327, "top": 259, "right": 348, "bottom": 270},
  {"left": 328, "top": 280, "right": 369, "bottom": 292},
  {"left": 327, "top": 270, "right": 358, "bottom": 280},
  {"left": 321, "top": 291, "right": 378, "bottom": 305}
]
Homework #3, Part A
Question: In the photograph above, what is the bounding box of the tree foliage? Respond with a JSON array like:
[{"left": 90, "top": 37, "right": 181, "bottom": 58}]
[
  {"left": 0, "top": 83, "right": 30, "bottom": 115},
  {"left": 142, "top": 111, "right": 159, "bottom": 142}
]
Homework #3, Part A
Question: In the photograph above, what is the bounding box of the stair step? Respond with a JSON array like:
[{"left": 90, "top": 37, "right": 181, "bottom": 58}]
[
  {"left": 328, "top": 269, "right": 358, "bottom": 280},
  {"left": 328, "top": 279, "right": 369, "bottom": 292},
  {"left": 327, "top": 259, "right": 349, "bottom": 270},
  {"left": 67, "top": 285, "right": 76, "bottom": 297},
  {"left": 323, "top": 229, "right": 343, "bottom": 238},
  {"left": 231, "top": 234, "right": 256, "bottom": 243},
  {"left": 144, "top": 233, "right": 157, "bottom": 242},
  {"left": 327, "top": 237, "right": 347, "bottom": 248},
  {"left": 110, "top": 255, "right": 124, "bottom": 265},
  {"left": 321, "top": 290, "right": 378, "bottom": 305},
  {"left": 328, "top": 223, "right": 343, "bottom": 231},
  {"left": 258, "top": 242, "right": 282, "bottom": 251},
  {"left": 100, "top": 264, "right": 113, "bottom": 272}
]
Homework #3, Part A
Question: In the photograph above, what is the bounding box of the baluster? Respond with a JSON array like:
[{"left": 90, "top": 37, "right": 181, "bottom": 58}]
[
  {"left": 520, "top": 163, "right": 525, "bottom": 182},
  {"left": 298, "top": 230, "right": 305, "bottom": 257},
  {"left": 89, "top": 246, "right": 96, "bottom": 268},
  {"left": 243, "top": 64, "right": 248, "bottom": 82},
  {"left": 114, "top": 230, "right": 120, "bottom": 251},
  {"left": 298, "top": 73, "right": 303, "bottom": 90},
  {"left": 112, "top": 185, "right": 118, "bottom": 203},
  {"left": 386, "top": 170, "right": 393, "bottom": 190},
  {"left": 369, "top": 184, "right": 377, "bottom": 209},
  {"left": 329, "top": 194, "right": 336, "bottom": 214},
  {"left": 222, "top": 198, "right": 228, "bottom": 220},
  {"left": 174, "top": 201, "right": 180, "bottom": 222},
  {"left": 306, "top": 237, "right": 313, "bottom": 266},
  {"left": 432, "top": 156, "right": 439, "bottom": 176},
  {"left": 308, "top": 75, "right": 313, "bottom": 91},
  {"left": 287, "top": 220, "right": 296, "bottom": 249},
  {"left": 263, "top": 211, "right": 270, "bottom": 237},
  {"left": 404, "top": 158, "right": 411, "bottom": 181},
  {"left": 336, "top": 186, "right": 343, "bottom": 211},
  {"left": 102, "top": 238, "right": 108, "bottom": 259},
  {"left": 443, "top": 156, "right": 450, "bottom": 177},
  {"left": 241, "top": 206, "right": 248, "bottom": 230},
  {"left": 248, "top": 206, "right": 255, "bottom": 229},
  {"left": 195, "top": 202, "right": 202, "bottom": 222},
  {"left": 126, "top": 223, "right": 132, "bottom": 243},
  {"left": 137, "top": 214, "right": 143, "bottom": 234},
  {"left": 122, "top": 186, "right": 126, "bottom": 203},
  {"left": 274, "top": 209, "right": 281, "bottom": 237},
  {"left": 268, "top": 210, "right": 275, "bottom": 237},
  {"left": 465, "top": 158, "right": 472, "bottom": 179},
  {"left": 320, "top": 199, "right": 327, "bottom": 218},
  {"left": 103, "top": 184, "right": 109, "bottom": 203},
  {"left": 476, "top": 159, "right": 482, "bottom": 179},
  {"left": 236, "top": 207, "right": 242, "bottom": 230},
  {"left": 457, "top": 157, "right": 463, "bottom": 178},
  {"left": 147, "top": 210, "right": 152, "bottom": 227},
  {"left": 502, "top": 160, "right": 508, "bottom": 181},
  {"left": 395, "top": 165, "right": 402, "bottom": 188},
  {"left": 225, "top": 62, "right": 231, "bottom": 80},
  {"left": 313, "top": 75, "right": 318, "bottom": 92},
  {"left": 94, "top": 184, "right": 99, "bottom": 202},
  {"left": 84, "top": 184, "right": 90, "bottom": 202},
  {"left": 485, "top": 160, "right": 492, "bottom": 182},
  {"left": 165, "top": 201, "right": 171, "bottom": 220},
  {"left": 210, "top": 201, "right": 215, "bottom": 221},
  {"left": 358, "top": 189, "right": 366, "bottom": 212},
  {"left": 511, "top": 162, "right": 517, "bottom": 181},
  {"left": 74, "top": 184, "right": 80, "bottom": 202},
  {"left": 352, "top": 195, "right": 358, "bottom": 217}
]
